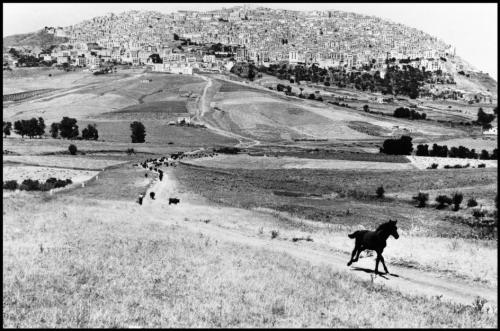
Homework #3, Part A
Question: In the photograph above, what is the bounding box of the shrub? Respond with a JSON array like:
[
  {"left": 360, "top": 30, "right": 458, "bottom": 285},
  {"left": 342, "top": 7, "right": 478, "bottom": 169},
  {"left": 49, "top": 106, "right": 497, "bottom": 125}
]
[
  {"left": 68, "top": 144, "right": 77, "bottom": 155},
  {"left": 472, "top": 208, "right": 486, "bottom": 219},
  {"left": 20, "top": 179, "right": 41, "bottom": 191},
  {"left": 3, "top": 180, "right": 18, "bottom": 190},
  {"left": 435, "top": 195, "right": 452, "bottom": 209},
  {"left": 427, "top": 163, "right": 438, "bottom": 169},
  {"left": 271, "top": 230, "right": 279, "bottom": 239},
  {"left": 467, "top": 197, "right": 478, "bottom": 208},
  {"left": 376, "top": 186, "right": 385, "bottom": 198},
  {"left": 452, "top": 192, "right": 463, "bottom": 211},
  {"left": 214, "top": 146, "right": 240, "bottom": 154},
  {"left": 126, "top": 148, "right": 135, "bottom": 155},
  {"left": 478, "top": 163, "right": 486, "bottom": 168},
  {"left": 413, "top": 192, "right": 429, "bottom": 207}
]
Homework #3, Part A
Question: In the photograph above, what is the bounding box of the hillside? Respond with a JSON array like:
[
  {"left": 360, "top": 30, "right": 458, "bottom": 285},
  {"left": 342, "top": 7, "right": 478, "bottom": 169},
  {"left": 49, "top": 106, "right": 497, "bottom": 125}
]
[{"left": 3, "top": 30, "right": 69, "bottom": 51}]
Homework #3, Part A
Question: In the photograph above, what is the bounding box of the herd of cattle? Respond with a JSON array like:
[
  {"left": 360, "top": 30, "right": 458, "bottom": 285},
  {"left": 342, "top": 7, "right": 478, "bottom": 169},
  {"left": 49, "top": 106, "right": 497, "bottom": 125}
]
[{"left": 133, "top": 150, "right": 218, "bottom": 205}]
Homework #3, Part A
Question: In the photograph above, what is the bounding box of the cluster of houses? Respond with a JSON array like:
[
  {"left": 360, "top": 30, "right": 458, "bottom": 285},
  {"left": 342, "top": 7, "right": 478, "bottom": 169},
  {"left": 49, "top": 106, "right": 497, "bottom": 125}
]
[
  {"left": 4, "top": 6, "right": 494, "bottom": 105},
  {"left": 5, "top": 6, "right": 463, "bottom": 72}
]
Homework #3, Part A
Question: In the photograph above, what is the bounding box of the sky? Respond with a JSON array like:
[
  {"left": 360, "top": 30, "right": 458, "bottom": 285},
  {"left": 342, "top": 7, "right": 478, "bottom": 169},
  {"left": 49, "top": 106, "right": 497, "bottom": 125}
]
[{"left": 3, "top": 3, "right": 497, "bottom": 80}]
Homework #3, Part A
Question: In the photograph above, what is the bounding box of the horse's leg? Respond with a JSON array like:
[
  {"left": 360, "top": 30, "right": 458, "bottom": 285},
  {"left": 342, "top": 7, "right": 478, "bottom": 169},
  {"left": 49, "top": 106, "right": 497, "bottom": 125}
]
[
  {"left": 375, "top": 253, "right": 381, "bottom": 274},
  {"left": 354, "top": 247, "right": 363, "bottom": 262},
  {"left": 380, "top": 254, "right": 389, "bottom": 274},
  {"left": 347, "top": 246, "right": 358, "bottom": 266}
]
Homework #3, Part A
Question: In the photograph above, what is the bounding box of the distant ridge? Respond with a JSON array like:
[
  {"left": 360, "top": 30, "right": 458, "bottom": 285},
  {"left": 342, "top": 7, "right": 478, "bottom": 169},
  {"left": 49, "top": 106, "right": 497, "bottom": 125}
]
[{"left": 3, "top": 30, "right": 69, "bottom": 51}]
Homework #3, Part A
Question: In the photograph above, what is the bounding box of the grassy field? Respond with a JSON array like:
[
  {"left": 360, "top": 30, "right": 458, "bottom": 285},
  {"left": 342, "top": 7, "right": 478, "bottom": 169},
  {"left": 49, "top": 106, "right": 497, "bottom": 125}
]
[
  {"left": 77, "top": 120, "right": 238, "bottom": 146},
  {"left": 3, "top": 193, "right": 496, "bottom": 327},
  {"left": 268, "top": 149, "right": 410, "bottom": 163},
  {"left": 173, "top": 164, "right": 497, "bottom": 239},
  {"left": 184, "top": 154, "right": 415, "bottom": 170},
  {"left": 3, "top": 155, "right": 127, "bottom": 170}
]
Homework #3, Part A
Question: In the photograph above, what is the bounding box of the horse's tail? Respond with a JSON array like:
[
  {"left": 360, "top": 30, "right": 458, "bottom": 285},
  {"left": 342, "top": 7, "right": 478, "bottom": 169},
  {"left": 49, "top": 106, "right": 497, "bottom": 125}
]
[{"left": 348, "top": 231, "right": 359, "bottom": 239}]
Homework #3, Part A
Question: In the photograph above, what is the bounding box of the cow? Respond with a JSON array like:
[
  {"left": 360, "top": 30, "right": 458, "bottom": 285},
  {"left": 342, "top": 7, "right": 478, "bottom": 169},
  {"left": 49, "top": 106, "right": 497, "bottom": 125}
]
[
  {"left": 138, "top": 194, "right": 144, "bottom": 205},
  {"left": 169, "top": 198, "right": 180, "bottom": 205},
  {"left": 150, "top": 192, "right": 156, "bottom": 200}
]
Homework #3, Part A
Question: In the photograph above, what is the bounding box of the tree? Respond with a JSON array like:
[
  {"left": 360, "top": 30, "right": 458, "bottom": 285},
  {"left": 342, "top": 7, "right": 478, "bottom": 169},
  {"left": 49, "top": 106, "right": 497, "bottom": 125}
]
[
  {"left": 3, "top": 121, "right": 12, "bottom": 137},
  {"left": 363, "top": 105, "right": 369, "bottom": 112},
  {"left": 59, "top": 117, "right": 79, "bottom": 139},
  {"left": 82, "top": 123, "right": 98, "bottom": 140},
  {"left": 452, "top": 192, "right": 463, "bottom": 211},
  {"left": 14, "top": 120, "right": 26, "bottom": 138},
  {"left": 50, "top": 122, "right": 59, "bottom": 138},
  {"left": 413, "top": 192, "right": 429, "bottom": 208},
  {"left": 34, "top": 117, "right": 45, "bottom": 138},
  {"left": 130, "top": 121, "right": 146, "bottom": 143},
  {"left": 173, "top": 33, "right": 179, "bottom": 41},
  {"left": 68, "top": 144, "right": 77, "bottom": 155},
  {"left": 476, "top": 108, "right": 495, "bottom": 129},
  {"left": 376, "top": 186, "right": 385, "bottom": 198},
  {"left": 380, "top": 135, "right": 413, "bottom": 155},
  {"left": 416, "top": 144, "right": 429, "bottom": 156}
]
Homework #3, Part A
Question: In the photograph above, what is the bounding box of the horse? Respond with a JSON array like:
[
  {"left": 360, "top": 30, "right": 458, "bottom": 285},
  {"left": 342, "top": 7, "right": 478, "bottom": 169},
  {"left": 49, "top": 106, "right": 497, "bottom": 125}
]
[{"left": 346, "top": 220, "right": 399, "bottom": 274}]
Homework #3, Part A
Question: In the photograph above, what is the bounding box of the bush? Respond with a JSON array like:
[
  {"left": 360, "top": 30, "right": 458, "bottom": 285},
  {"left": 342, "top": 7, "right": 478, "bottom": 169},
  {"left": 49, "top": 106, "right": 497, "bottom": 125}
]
[
  {"left": 467, "top": 197, "right": 478, "bottom": 208},
  {"left": 20, "top": 179, "right": 41, "bottom": 191},
  {"left": 126, "top": 148, "right": 135, "bottom": 155},
  {"left": 435, "top": 195, "right": 452, "bottom": 209},
  {"left": 214, "top": 146, "right": 240, "bottom": 154},
  {"left": 68, "top": 144, "right": 77, "bottom": 155},
  {"left": 376, "top": 186, "right": 385, "bottom": 198},
  {"left": 478, "top": 163, "right": 486, "bottom": 168},
  {"left": 452, "top": 192, "right": 463, "bottom": 211},
  {"left": 271, "top": 230, "right": 279, "bottom": 239},
  {"left": 413, "top": 192, "right": 429, "bottom": 207},
  {"left": 426, "top": 163, "right": 438, "bottom": 169},
  {"left": 3, "top": 180, "right": 18, "bottom": 190},
  {"left": 472, "top": 208, "right": 486, "bottom": 219}
]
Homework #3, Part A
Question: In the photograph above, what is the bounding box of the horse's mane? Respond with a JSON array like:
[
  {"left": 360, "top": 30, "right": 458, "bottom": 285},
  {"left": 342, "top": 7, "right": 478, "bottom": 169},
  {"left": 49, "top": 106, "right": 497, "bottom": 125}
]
[{"left": 376, "top": 221, "right": 392, "bottom": 232}]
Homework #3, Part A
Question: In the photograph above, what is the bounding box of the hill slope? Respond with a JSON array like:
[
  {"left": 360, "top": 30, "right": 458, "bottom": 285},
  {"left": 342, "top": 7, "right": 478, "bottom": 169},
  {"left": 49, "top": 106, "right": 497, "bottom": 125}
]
[{"left": 3, "top": 30, "right": 69, "bottom": 51}]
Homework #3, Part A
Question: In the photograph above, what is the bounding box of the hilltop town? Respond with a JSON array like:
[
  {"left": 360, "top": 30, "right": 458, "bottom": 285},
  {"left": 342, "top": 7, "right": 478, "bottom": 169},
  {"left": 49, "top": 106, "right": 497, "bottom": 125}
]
[{"left": 3, "top": 6, "right": 496, "bottom": 103}]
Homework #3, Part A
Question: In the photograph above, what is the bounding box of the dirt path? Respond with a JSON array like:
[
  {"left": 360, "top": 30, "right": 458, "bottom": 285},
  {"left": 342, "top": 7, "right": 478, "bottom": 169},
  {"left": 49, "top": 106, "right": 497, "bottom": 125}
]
[
  {"left": 193, "top": 74, "right": 260, "bottom": 148},
  {"left": 138, "top": 168, "right": 496, "bottom": 307}
]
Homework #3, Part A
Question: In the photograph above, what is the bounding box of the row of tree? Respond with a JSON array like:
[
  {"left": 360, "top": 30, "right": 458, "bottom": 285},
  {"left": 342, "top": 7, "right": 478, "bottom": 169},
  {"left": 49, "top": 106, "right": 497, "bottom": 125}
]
[
  {"left": 416, "top": 143, "right": 497, "bottom": 160},
  {"left": 3, "top": 117, "right": 98, "bottom": 140}
]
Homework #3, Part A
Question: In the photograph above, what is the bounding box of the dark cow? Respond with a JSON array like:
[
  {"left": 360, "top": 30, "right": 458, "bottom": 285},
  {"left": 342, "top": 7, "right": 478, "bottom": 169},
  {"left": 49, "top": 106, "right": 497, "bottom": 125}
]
[
  {"left": 150, "top": 192, "right": 156, "bottom": 200},
  {"left": 169, "top": 198, "right": 180, "bottom": 205},
  {"left": 138, "top": 195, "right": 144, "bottom": 205}
]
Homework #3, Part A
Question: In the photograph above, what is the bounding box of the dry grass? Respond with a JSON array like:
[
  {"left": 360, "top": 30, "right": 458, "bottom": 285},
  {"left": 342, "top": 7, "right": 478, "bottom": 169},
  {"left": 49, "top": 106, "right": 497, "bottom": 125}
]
[
  {"left": 2, "top": 195, "right": 497, "bottom": 327},
  {"left": 3, "top": 166, "right": 98, "bottom": 183},
  {"left": 184, "top": 154, "right": 415, "bottom": 170},
  {"left": 3, "top": 155, "right": 127, "bottom": 170}
]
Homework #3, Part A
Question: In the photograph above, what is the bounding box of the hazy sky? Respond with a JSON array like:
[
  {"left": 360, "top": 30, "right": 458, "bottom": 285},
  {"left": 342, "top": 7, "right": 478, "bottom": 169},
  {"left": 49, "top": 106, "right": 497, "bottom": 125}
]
[{"left": 3, "top": 3, "right": 497, "bottom": 80}]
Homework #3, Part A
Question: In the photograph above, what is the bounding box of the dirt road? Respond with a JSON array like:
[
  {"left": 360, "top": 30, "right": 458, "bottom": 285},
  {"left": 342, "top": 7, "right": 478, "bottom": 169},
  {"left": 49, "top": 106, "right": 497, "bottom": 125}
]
[
  {"left": 193, "top": 74, "right": 260, "bottom": 148},
  {"left": 139, "top": 168, "right": 497, "bottom": 307}
]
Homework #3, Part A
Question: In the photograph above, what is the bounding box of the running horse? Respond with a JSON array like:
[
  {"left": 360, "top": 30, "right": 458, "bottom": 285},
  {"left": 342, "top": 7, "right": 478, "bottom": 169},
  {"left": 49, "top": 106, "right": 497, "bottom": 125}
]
[{"left": 347, "top": 220, "right": 399, "bottom": 274}]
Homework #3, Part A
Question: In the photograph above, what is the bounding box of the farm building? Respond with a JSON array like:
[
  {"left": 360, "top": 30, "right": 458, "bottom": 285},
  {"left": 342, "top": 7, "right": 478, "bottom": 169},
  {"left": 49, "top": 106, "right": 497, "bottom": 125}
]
[{"left": 177, "top": 116, "right": 191, "bottom": 124}]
